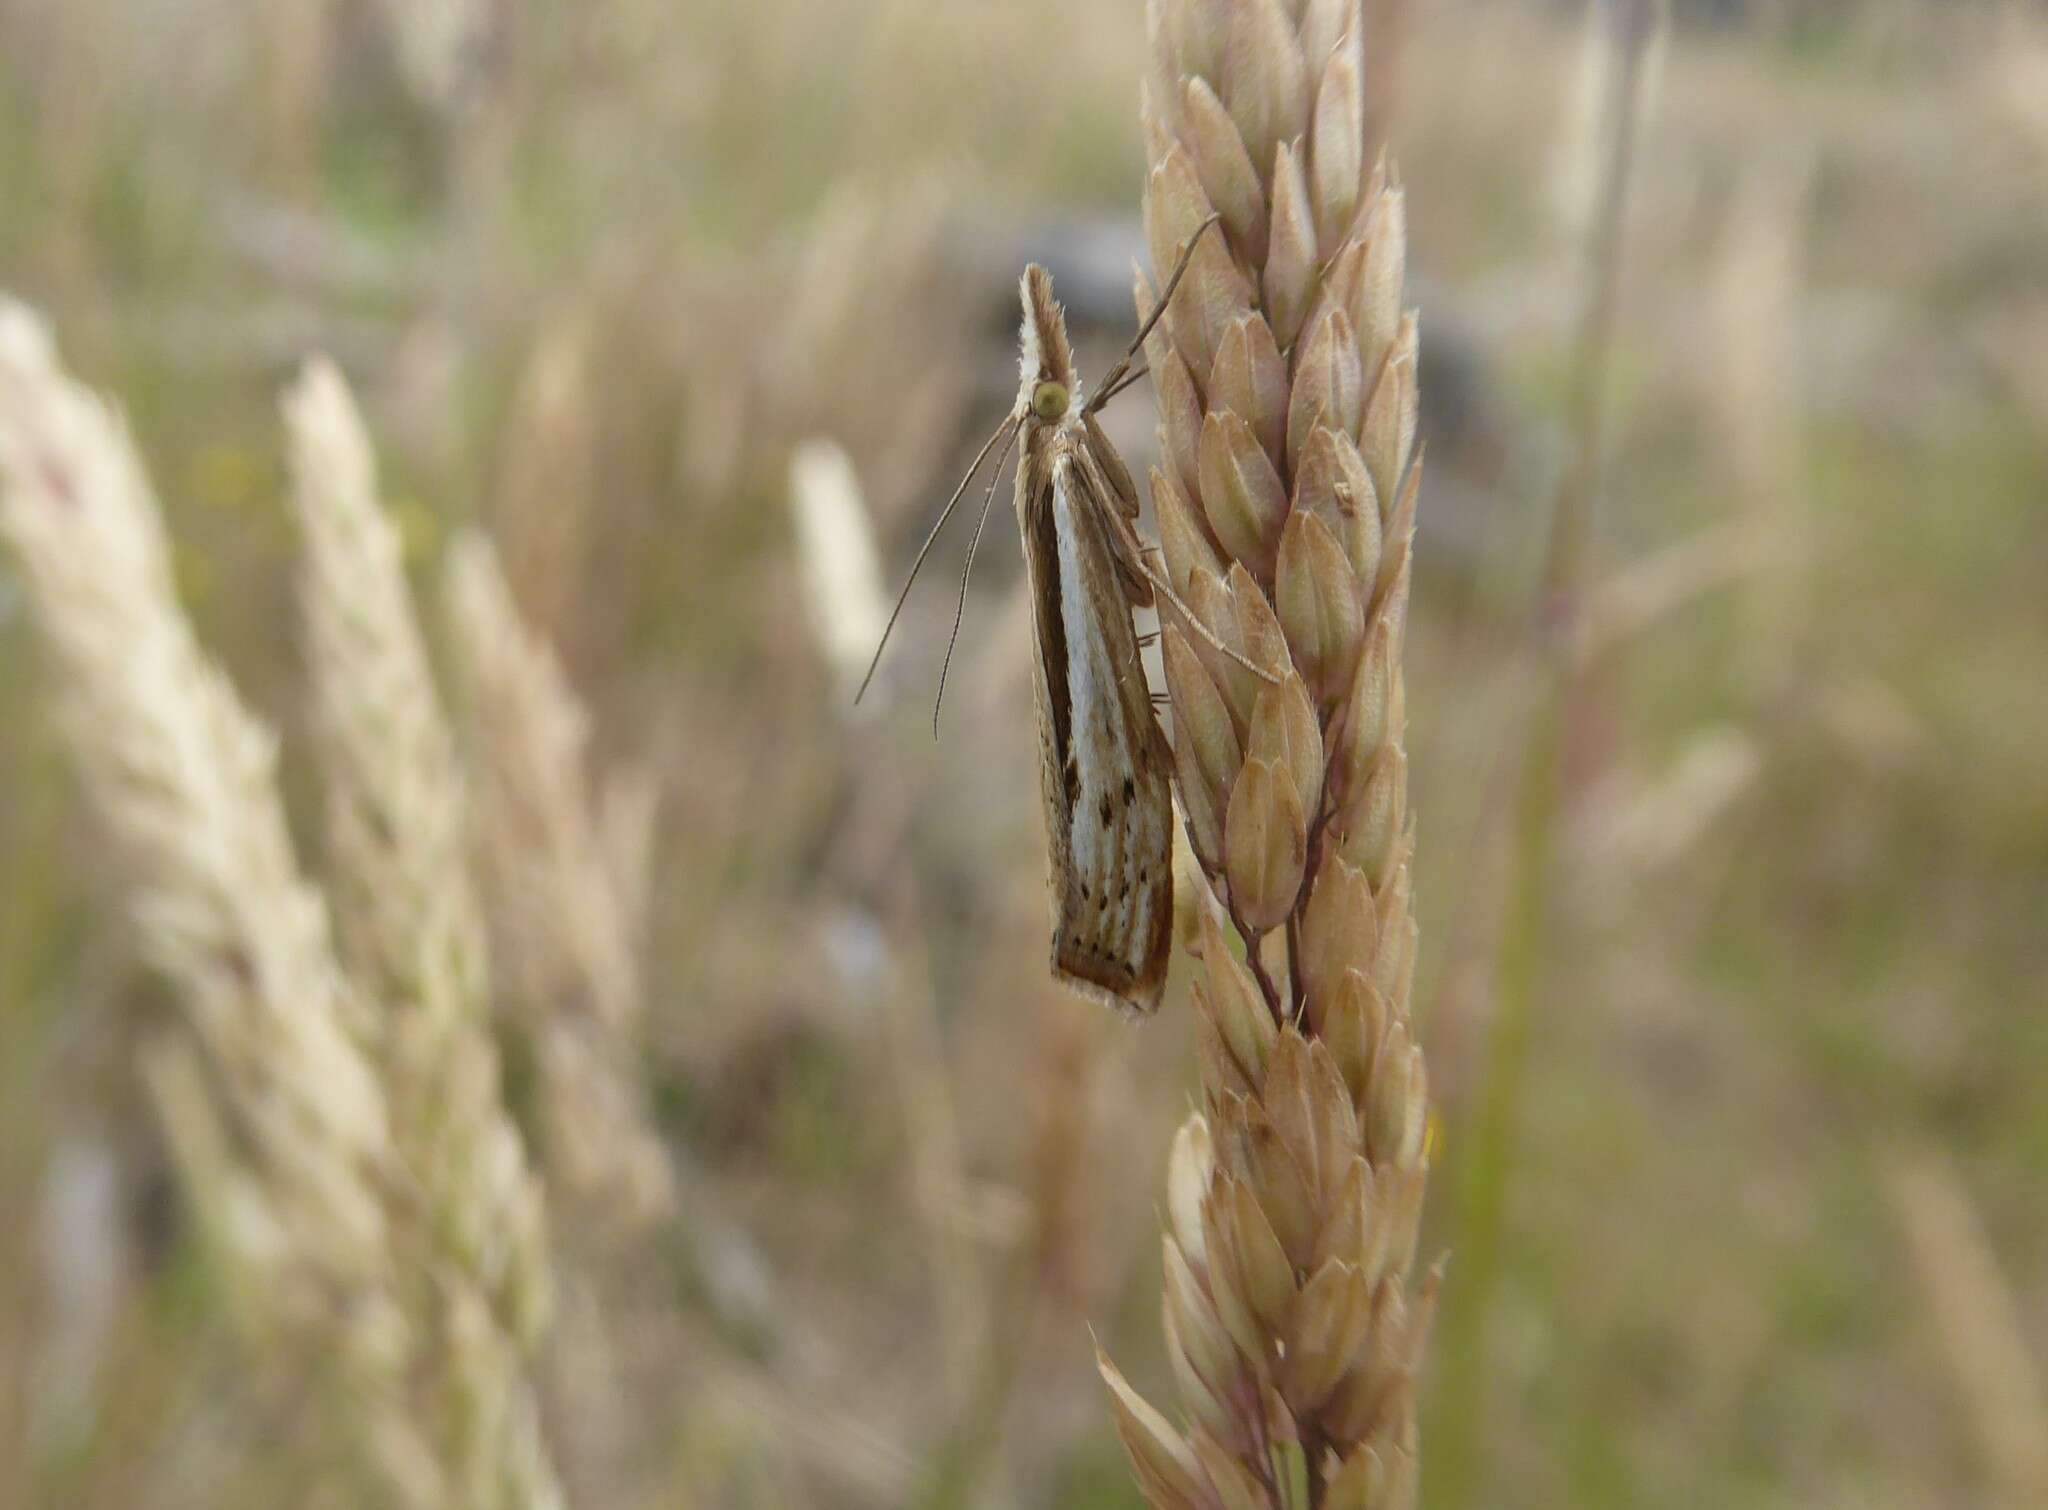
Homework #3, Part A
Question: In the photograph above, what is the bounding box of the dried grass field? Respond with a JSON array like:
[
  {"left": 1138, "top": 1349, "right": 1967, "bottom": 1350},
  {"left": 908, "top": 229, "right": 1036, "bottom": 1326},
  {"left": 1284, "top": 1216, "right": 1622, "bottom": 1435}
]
[{"left": 2, "top": 1, "right": 2046, "bottom": 1506}]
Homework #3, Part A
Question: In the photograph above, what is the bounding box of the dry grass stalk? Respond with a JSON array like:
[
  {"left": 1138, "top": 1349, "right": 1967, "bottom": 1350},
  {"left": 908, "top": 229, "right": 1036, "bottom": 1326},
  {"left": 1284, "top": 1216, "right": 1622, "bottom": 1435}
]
[
  {"left": 1888, "top": 1149, "right": 2048, "bottom": 1510},
  {"left": 1439, "top": 12, "right": 1655, "bottom": 1499},
  {"left": 0, "top": 301, "right": 438, "bottom": 1502},
  {"left": 443, "top": 532, "right": 673, "bottom": 1237},
  {"left": 284, "top": 359, "right": 560, "bottom": 1509},
  {"left": 1711, "top": 160, "right": 1811, "bottom": 706},
  {"left": 1096, "top": 2, "right": 1438, "bottom": 1504}
]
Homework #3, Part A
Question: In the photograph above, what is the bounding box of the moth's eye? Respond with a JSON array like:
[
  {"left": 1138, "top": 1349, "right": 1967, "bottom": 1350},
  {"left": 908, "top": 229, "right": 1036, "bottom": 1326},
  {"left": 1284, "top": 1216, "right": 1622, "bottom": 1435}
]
[{"left": 1031, "top": 380, "right": 1069, "bottom": 421}]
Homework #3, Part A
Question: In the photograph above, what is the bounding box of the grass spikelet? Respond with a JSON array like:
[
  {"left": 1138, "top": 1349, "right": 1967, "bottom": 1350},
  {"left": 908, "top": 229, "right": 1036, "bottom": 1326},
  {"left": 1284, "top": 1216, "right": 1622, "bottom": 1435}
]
[
  {"left": 0, "top": 300, "right": 441, "bottom": 1502},
  {"left": 443, "top": 531, "right": 674, "bottom": 1237},
  {"left": 284, "top": 358, "right": 560, "bottom": 1508},
  {"left": 1889, "top": 1149, "right": 2048, "bottom": 1509},
  {"left": 1098, "top": 2, "right": 1440, "bottom": 1501}
]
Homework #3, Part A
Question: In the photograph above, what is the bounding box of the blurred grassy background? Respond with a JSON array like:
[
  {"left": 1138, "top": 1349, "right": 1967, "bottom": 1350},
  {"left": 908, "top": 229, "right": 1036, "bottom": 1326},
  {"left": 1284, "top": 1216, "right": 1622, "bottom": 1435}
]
[{"left": 4, "top": 0, "right": 2047, "bottom": 1505}]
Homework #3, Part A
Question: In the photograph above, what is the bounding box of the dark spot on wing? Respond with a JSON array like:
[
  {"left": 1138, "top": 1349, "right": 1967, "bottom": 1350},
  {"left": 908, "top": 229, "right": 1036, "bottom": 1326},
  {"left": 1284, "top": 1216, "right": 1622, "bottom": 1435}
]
[
  {"left": 1064, "top": 753, "right": 1081, "bottom": 809},
  {"left": 1122, "top": 775, "right": 1135, "bottom": 802}
]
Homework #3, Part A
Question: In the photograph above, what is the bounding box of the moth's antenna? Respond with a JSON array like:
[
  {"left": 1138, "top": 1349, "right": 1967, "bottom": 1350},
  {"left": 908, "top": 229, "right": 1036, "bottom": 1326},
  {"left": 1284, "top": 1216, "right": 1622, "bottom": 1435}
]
[
  {"left": 931, "top": 416, "right": 1022, "bottom": 736},
  {"left": 1088, "top": 212, "right": 1222, "bottom": 414},
  {"left": 1095, "top": 502, "right": 1284, "bottom": 688},
  {"left": 1094, "top": 359, "right": 1151, "bottom": 409},
  {"left": 854, "top": 413, "right": 1020, "bottom": 705},
  {"left": 1135, "top": 550, "right": 1283, "bottom": 688}
]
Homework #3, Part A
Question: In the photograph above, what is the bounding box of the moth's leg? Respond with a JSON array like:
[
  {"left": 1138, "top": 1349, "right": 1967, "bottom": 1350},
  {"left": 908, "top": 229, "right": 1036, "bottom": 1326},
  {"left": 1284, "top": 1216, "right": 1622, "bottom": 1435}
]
[
  {"left": 1083, "top": 411, "right": 1141, "bottom": 520},
  {"left": 1100, "top": 504, "right": 1282, "bottom": 687},
  {"left": 1096, "top": 500, "right": 1167, "bottom": 611},
  {"left": 1106, "top": 526, "right": 1156, "bottom": 608},
  {"left": 1081, "top": 449, "right": 1159, "bottom": 610}
]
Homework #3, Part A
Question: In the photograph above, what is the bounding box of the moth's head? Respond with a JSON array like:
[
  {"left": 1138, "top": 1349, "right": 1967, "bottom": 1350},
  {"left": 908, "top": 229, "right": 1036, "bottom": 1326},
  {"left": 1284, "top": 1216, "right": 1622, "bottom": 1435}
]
[{"left": 1017, "top": 264, "right": 1076, "bottom": 426}]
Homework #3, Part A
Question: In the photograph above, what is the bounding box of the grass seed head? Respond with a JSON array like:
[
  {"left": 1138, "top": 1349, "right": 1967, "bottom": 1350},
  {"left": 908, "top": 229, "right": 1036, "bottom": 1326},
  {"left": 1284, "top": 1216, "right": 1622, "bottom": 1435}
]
[{"left": 1100, "top": 0, "right": 1439, "bottom": 1500}]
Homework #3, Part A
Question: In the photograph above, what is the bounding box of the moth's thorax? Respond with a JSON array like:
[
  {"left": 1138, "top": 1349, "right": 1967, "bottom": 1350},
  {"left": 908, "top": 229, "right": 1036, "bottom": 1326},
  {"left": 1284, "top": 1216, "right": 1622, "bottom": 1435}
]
[
  {"left": 1022, "top": 406, "right": 1087, "bottom": 444},
  {"left": 1015, "top": 411, "right": 1087, "bottom": 498}
]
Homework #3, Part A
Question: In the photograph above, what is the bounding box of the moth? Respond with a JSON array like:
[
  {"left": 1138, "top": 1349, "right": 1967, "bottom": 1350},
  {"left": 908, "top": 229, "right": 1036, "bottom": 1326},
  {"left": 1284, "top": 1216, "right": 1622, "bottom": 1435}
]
[
  {"left": 860, "top": 222, "right": 1255, "bottom": 1013},
  {"left": 1005, "top": 262, "right": 1178, "bottom": 1011}
]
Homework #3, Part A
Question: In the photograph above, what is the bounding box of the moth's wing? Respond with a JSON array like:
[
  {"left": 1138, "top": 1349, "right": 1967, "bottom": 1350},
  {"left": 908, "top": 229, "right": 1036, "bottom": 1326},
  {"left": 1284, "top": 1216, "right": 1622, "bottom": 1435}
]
[
  {"left": 1016, "top": 441, "right": 1078, "bottom": 951},
  {"left": 1018, "top": 439, "right": 1174, "bottom": 1013}
]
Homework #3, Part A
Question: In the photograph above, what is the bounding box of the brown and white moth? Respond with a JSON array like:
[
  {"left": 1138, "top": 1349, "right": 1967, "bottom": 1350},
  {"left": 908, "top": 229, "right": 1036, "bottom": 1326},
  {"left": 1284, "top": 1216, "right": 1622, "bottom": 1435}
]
[
  {"left": 859, "top": 223, "right": 1257, "bottom": 1014},
  {"left": 1010, "top": 264, "right": 1176, "bottom": 1012}
]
